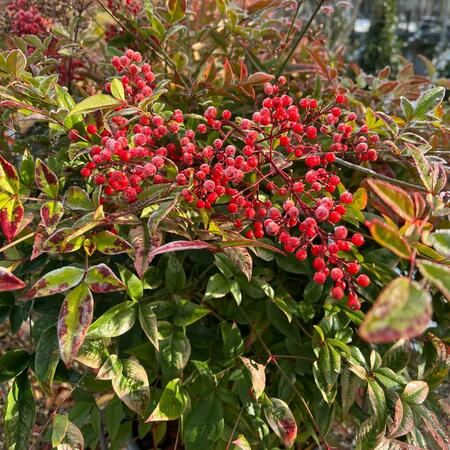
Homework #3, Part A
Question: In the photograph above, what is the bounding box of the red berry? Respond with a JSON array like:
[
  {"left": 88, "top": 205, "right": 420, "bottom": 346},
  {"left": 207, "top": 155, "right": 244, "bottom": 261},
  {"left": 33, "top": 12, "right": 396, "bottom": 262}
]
[
  {"left": 336, "top": 94, "right": 346, "bottom": 104},
  {"left": 351, "top": 233, "right": 365, "bottom": 247},
  {"left": 331, "top": 286, "right": 344, "bottom": 300},
  {"left": 87, "top": 124, "right": 98, "bottom": 134},
  {"left": 357, "top": 274, "right": 370, "bottom": 287},
  {"left": 347, "top": 262, "right": 360, "bottom": 275}
]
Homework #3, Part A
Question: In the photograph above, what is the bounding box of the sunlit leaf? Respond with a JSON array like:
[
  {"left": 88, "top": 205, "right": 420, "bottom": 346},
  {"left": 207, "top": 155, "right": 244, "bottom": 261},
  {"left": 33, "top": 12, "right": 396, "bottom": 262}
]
[
  {"left": 264, "top": 398, "right": 297, "bottom": 448},
  {"left": 146, "top": 378, "right": 188, "bottom": 421}
]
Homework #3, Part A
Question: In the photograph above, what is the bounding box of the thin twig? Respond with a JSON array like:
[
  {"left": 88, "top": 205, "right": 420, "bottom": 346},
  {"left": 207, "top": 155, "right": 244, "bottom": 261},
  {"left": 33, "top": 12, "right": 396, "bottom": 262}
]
[
  {"left": 284, "top": 0, "right": 305, "bottom": 44},
  {"left": 334, "top": 157, "right": 428, "bottom": 191},
  {"left": 225, "top": 405, "right": 244, "bottom": 450},
  {"left": 276, "top": 0, "right": 326, "bottom": 78}
]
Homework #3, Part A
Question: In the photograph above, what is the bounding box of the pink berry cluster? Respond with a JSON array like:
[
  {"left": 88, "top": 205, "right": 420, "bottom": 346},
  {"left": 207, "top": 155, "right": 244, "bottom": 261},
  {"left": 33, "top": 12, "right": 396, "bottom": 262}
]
[
  {"left": 6, "top": 0, "right": 50, "bottom": 37},
  {"left": 72, "top": 50, "right": 379, "bottom": 308}
]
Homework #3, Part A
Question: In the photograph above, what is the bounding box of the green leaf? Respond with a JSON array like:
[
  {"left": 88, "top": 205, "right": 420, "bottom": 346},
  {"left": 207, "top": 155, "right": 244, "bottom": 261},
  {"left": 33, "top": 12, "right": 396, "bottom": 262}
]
[
  {"left": 413, "top": 86, "right": 445, "bottom": 120},
  {"left": 52, "top": 413, "right": 69, "bottom": 447},
  {"left": 389, "top": 399, "right": 414, "bottom": 438},
  {"left": 26, "top": 266, "right": 84, "bottom": 299},
  {"left": 368, "top": 219, "right": 412, "bottom": 259},
  {"left": 41, "top": 228, "right": 84, "bottom": 254},
  {"left": 74, "top": 339, "right": 109, "bottom": 369},
  {"left": 4, "top": 371, "right": 36, "bottom": 450},
  {"left": 400, "top": 96, "right": 414, "bottom": 121},
  {"left": 429, "top": 230, "right": 450, "bottom": 258},
  {"left": 35, "top": 158, "right": 59, "bottom": 199},
  {"left": 118, "top": 264, "right": 143, "bottom": 300},
  {"left": 57, "top": 283, "right": 94, "bottom": 365},
  {"left": 402, "top": 380, "right": 429, "bottom": 404},
  {"left": 341, "top": 367, "right": 362, "bottom": 414},
  {"left": 159, "top": 329, "right": 191, "bottom": 378},
  {"left": 85, "top": 263, "right": 125, "bottom": 293},
  {"left": 110, "top": 78, "right": 125, "bottom": 101},
  {"left": 97, "top": 354, "right": 123, "bottom": 380},
  {"left": 183, "top": 392, "right": 224, "bottom": 450},
  {"left": 35, "top": 326, "right": 59, "bottom": 393},
  {"left": 40, "top": 200, "right": 64, "bottom": 234},
  {"left": 359, "top": 277, "right": 432, "bottom": 343},
  {"left": 367, "top": 379, "right": 387, "bottom": 431},
  {"left": 68, "top": 94, "right": 121, "bottom": 116},
  {"left": 112, "top": 359, "right": 150, "bottom": 415},
  {"left": 146, "top": 378, "right": 189, "bottom": 421},
  {"left": 173, "top": 299, "right": 209, "bottom": 327},
  {"left": 232, "top": 435, "right": 251, "bottom": 450},
  {"left": 87, "top": 301, "right": 136, "bottom": 339},
  {"left": 204, "top": 273, "right": 230, "bottom": 299},
  {"left": 63, "top": 186, "right": 94, "bottom": 211},
  {"left": 417, "top": 260, "right": 450, "bottom": 300},
  {"left": 0, "top": 350, "right": 29, "bottom": 382},
  {"left": 92, "top": 231, "right": 133, "bottom": 255},
  {"left": 264, "top": 398, "right": 298, "bottom": 448},
  {"left": 367, "top": 179, "right": 415, "bottom": 221},
  {"left": 407, "top": 145, "right": 433, "bottom": 191},
  {"left": 6, "top": 49, "right": 27, "bottom": 77},
  {"left": 165, "top": 255, "right": 185, "bottom": 293},
  {"left": 139, "top": 304, "right": 159, "bottom": 351},
  {"left": 240, "top": 356, "right": 265, "bottom": 399},
  {"left": 57, "top": 421, "right": 84, "bottom": 449},
  {"left": 167, "top": 0, "right": 186, "bottom": 23}
]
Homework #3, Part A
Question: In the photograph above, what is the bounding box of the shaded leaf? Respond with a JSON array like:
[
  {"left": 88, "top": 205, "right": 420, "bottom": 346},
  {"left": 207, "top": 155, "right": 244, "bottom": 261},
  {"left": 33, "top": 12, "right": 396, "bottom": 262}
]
[
  {"left": 367, "top": 379, "right": 387, "bottom": 431},
  {"left": 360, "top": 277, "right": 432, "bottom": 343},
  {"left": 35, "top": 326, "right": 59, "bottom": 393},
  {"left": 63, "top": 187, "right": 93, "bottom": 211},
  {"left": 0, "top": 349, "right": 29, "bottom": 383},
  {"left": 223, "top": 246, "right": 252, "bottom": 281},
  {"left": 159, "top": 330, "right": 191, "bottom": 378},
  {"left": 139, "top": 304, "right": 159, "bottom": 351}
]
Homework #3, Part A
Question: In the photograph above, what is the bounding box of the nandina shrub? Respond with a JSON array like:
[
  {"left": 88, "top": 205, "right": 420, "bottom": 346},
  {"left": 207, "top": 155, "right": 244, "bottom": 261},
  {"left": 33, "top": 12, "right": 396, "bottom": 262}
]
[{"left": 0, "top": 3, "right": 449, "bottom": 450}]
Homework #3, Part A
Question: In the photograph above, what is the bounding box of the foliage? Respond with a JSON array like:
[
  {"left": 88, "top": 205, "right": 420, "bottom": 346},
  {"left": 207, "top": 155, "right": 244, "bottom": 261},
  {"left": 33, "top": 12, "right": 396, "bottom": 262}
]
[{"left": 0, "top": 1, "right": 449, "bottom": 450}]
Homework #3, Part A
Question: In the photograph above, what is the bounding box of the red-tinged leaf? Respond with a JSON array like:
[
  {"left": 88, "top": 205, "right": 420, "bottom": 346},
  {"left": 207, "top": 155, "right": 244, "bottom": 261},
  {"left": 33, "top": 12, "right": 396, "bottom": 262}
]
[
  {"left": 26, "top": 266, "right": 84, "bottom": 299},
  {"left": 41, "top": 228, "right": 84, "bottom": 253},
  {"left": 85, "top": 263, "right": 125, "bottom": 293},
  {"left": 219, "top": 238, "right": 285, "bottom": 255},
  {"left": 223, "top": 57, "right": 234, "bottom": 86},
  {"left": 40, "top": 200, "right": 64, "bottom": 234},
  {"left": 30, "top": 225, "right": 46, "bottom": 261},
  {"left": 148, "top": 240, "right": 217, "bottom": 263},
  {"left": 241, "top": 357, "right": 265, "bottom": 399},
  {"left": 57, "top": 283, "right": 93, "bottom": 365},
  {"left": 1, "top": 197, "right": 24, "bottom": 242},
  {"left": 368, "top": 219, "right": 412, "bottom": 259},
  {"left": 359, "top": 277, "right": 432, "bottom": 344},
  {"left": 129, "top": 225, "right": 163, "bottom": 278},
  {"left": 0, "top": 155, "right": 20, "bottom": 194},
  {"left": 264, "top": 398, "right": 297, "bottom": 448},
  {"left": 417, "top": 260, "right": 450, "bottom": 300},
  {"left": 91, "top": 230, "right": 132, "bottom": 255},
  {"left": 35, "top": 158, "right": 59, "bottom": 199},
  {"left": 0, "top": 267, "right": 26, "bottom": 291},
  {"left": 367, "top": 179, "right": 415, "bottom": 222},
  {"left": 243, "top": 72, "right": 274, "bottom": 86},
  {"left": 239, "top": 60, "right": 248, "bottom": 82},
  {"left": 233, "top": 435, "right": 251, "bottom": 450}
]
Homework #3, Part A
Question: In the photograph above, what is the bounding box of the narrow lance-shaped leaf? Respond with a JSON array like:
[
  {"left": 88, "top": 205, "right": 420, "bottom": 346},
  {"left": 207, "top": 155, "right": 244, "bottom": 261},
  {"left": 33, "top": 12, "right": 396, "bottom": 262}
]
[
  {"left": 413, "top": 86, "right": 445, "bottom": 120},
  {"left": 359, "top": 277, "right": 432, "bottom": 343},
  {"left": 368, "top": 219, "right": 412, "bottom": 259},
  {"left": 86, "top": 301, "right": 136, "bottom": 339},
  {"left": 40, "top": 200, "right": 64, "bottom": 234},
  {"left": 0, "top": 267, "right": 26, "bottom": 292},
  {"left": 26, "top": 266, "right": 84, "bottom": 299},
  {"left": 148, "top": 240, "right": 217, "bottom": 262},
  {"left": 4, "top": 371, "right": 36, "bottom": 450},
  {"left": 91, "top": 230, "right": 133, "bottom": 255},
  {"left": 68, "top": 94, "right": 121, "bottom": 116},
  {"left": 85, "top": 263, "right": 125, "bottom": 293},
  {"left": 223, "top": 246, "right": 253, "bottom": 282},
  {"left": 146, "top": 378, "right": 188, "bottom": 422},
  {"left": 417, "top": 260, "right": 450, "bottom": 300},
  {"left": 264, "top": 398, "right": 298, "bottom": 448},
  {"left": 35, "top": 158, "right": 59, "bottom": 199},
  {"left": 112, "top": 358, "right": 150, "bottom": 415},
  {"left": 58, "top": 283, "right": 94, "bottom": 366},
  {"left": 1, "top": 197, "right": 24, "bottom": 242},
  {"left": 130, "top": 225, "right": 162, "bottom": 278},
  {"left": 367, "top": 179, "right": 415, "bottom": 222},
  {"left": 367, "top": 379, "right": 387, "bottom": 431},
  {"left": 52, "top": 414, "right": 69, "bottom": 448},
  {"left": 0, "top": 154, "right": 20, "bottom": 194},
  {"left": 139, "top": 304, "right": 159, "bottom": 351}
]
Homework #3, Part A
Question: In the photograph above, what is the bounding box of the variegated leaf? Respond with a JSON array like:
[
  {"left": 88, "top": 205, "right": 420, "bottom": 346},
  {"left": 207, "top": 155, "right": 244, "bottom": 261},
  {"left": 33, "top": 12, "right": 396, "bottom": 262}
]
[
  {"left": 85, "top": 263, "right": 125, "bottom": 293},
  {"left": 40, "top": 200, "right": 64, "bottom": 234}
]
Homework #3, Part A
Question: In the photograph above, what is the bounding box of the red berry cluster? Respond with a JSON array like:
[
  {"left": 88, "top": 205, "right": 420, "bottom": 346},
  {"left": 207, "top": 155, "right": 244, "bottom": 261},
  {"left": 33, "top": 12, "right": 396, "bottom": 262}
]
[
  {"left": 6, "top": 0, "right": 50, "bottom": 37},
  {"left": 107, "top": 0, "right": 142, "bottom": 15},
  {"left": 73, "top": 50, "right": 378, "bottom": 308}
]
